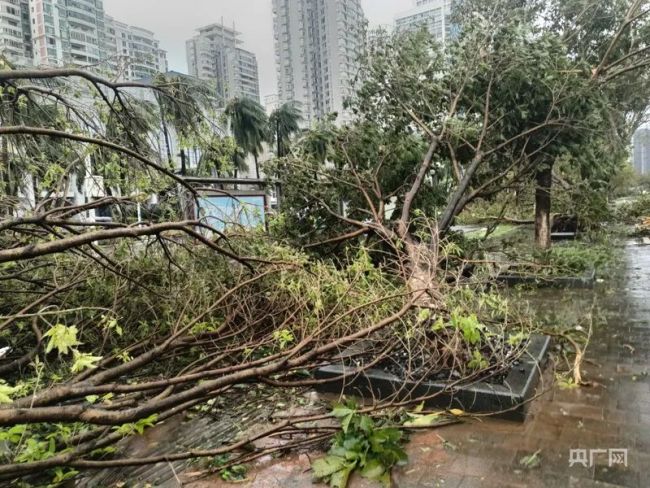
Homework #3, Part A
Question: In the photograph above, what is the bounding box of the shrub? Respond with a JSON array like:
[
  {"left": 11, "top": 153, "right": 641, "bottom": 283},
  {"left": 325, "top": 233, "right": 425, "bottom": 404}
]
[{"left": 615, "top": 193, "right": 650, "bottom": 223}]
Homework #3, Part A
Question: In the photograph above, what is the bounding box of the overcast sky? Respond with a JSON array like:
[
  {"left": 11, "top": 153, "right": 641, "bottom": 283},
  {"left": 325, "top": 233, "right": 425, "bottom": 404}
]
[{"left": 104, "top": 0, "right": 414, "bottom": 99}]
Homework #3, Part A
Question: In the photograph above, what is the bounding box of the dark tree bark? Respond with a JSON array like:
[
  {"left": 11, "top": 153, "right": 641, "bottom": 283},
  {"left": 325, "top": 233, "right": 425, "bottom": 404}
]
[
  {"left": 437, "top": 152, "right": 483, "bottom": 233},
  {"left": 276, "top": 118, "right": 282, "bottom": 158},
  {"left": 160, "top": 110, "right": 173, "bottom": 165},
  {"left": 534, "top": 163, "right": 553, "bottom": 250},
  {"left": 180, "top": 149, "right": 187, "bottom": 176}
]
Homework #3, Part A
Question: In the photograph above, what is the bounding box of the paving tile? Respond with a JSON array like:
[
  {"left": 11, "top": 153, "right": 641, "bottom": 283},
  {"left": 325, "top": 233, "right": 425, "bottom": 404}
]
[
  {"left": 567, "top": 476, "right": 631, "bottom": 488},
  {"left": 446, "top": 454, "right": 494, "bottom": 478},
  {"left": 552, "top": 402, "right": 606, "bottom": 421},
  {"left": 410, "top": 473, "right": 464, "bottom": 488},
  {"left": 594, "top": 464, "right": 640, "bottom": 488},
  {"left": 456, "top": 476, "right": 492, "bottom": 487}
]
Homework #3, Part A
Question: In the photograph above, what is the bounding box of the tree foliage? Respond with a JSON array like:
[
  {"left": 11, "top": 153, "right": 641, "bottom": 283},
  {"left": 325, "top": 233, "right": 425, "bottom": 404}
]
[
  {"left": 224, "top": 97, "right": 268, "bottom": 177},
  {"left": 272, "top": 1, "right": 649, "bottom": 257},
  {"left": 269, "top": 101, "right": 302, "bottom": 158}
]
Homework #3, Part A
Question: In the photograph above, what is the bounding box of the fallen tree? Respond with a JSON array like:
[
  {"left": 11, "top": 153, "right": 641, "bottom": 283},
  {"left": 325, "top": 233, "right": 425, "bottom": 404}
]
[{"left": 0, "top": 65, "right": 534, "bottom": 486}]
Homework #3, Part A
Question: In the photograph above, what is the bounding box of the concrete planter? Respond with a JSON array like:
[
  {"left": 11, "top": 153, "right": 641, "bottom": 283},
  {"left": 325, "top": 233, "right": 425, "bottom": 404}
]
[
  {"left": 315, "top": 335, "right": 551, "bottom": 421},
  {"left": 496, "top": 268, "right": 596, "bottom": 288},
  {"left": 551, "top": 232, "right": 578, "bottom": 241}
]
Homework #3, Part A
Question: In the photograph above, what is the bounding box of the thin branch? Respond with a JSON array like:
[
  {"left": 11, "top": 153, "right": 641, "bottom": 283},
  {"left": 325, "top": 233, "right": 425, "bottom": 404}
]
[{"left": 0, "top": 126, "right": 195, "bottom": 194}]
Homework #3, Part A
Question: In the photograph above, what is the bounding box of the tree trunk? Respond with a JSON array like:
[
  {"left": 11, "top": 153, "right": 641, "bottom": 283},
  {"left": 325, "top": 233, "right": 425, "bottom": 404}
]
[
  {"left": 180, "top": 149, "right": 187, "bottom": 176},
  {"left": 404, "top": 239, "right": 439, "bottom": 306},
  {"left": 534, "top": 164, "right": 553, "bottom": 250},
  {"left": 0, "top": 136, "right": 8, "bottom": 217},
  {"left": 437, "top": 152, "right": 483, "bottom": 233},
  {"left": 161, "top": 117, "right": 173, "bottom": 165},
  {"left": 254, "top": 154, "right": 260, "bottom": 180}
]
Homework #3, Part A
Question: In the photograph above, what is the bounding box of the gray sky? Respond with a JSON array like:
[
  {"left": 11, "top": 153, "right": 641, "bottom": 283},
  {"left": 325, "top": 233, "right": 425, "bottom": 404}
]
[{"left": 104, "top": 0, "right": 413, "bottom": 99}]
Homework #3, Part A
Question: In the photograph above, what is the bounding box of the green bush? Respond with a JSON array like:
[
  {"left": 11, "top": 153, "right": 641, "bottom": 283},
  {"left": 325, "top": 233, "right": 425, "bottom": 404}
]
[
  {"left": 538, "top": 242, "right": 614, "bottom": 274},
  {"left": 615, "top": 193, "right": 650, "bottom": 223}
]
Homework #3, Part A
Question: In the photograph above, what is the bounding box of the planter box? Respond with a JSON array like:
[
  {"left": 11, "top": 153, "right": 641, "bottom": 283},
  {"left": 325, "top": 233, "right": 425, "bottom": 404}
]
[
  {"left": 495, "top": 268, "right": 596, "bottom": 288},
  {"left": 315, "top": 335, "right": 551, "bottom": 422},
  {"left": 551, "top": 232, "right": 578, "bottom": 241}
]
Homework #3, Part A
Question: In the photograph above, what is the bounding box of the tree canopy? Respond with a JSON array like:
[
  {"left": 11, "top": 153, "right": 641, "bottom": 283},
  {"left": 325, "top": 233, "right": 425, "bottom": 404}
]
[
  {"left": 272, "top": 0, "right": 650, "bottom": 255},
  {"left": 224, "top": 97, "right": 268, "bottom": 178},
  {"left": 269, "top": 101, "right": 303, "bottom": 158}
]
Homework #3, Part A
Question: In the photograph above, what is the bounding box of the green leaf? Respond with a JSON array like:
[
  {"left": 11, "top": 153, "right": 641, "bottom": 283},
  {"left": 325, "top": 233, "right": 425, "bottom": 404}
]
[
  {"left": 378, "top": 428, "right": 402, "bottom": 444},
  {"left": 360, "top": 458, "right": 386, "bottom": 480},
  {"left": 220, "top": 464, "right": 248, "bottom": 482},
  {"left": 71, "top": 351, "right": 103, "bottom": 373},
  {"left": 332, "top": 405, "right": 356, "bottom": 434},
  {"left": 468, "top": 350, "right": 489, "bottom": 370},
  {"left": 102, "top": 317, "right": 123, "bottom": 337},
  {"left": 508, "top": 332, "right": 527, "bottom": 346},
  {"left": 51, "top": 467, "right": 79, "bottom": 485},
  {"left": 134, "top": 414, "right": 158, "bottom": 434},
  {"left": 329, "top": 466, "right": 354, "bottom": 488},
  {"left": 114, "top": 414, "right": 158, "bottom": 436},
  {"left": 342, "top": 436, "right": 365, "bottom": 457},
  {"left": 15, "top": 438, "right": 56, "bottom": 463},
  {"left": 519, "top": 450, "right": 542, "bottom": 469},
  {"left": 316, "top": 403, "right": 405, "bottom": 487},
  {"left": 312, "top": 455, "right": 346, "bottom": 478},
  {"left": 417, "top": 308, "right": 431, "bottom": 322},
  {"left": 43, "top": 324, "right": 81, "bottom": 355},
  {"left": 379, "top": 471, "right": 392, "bottom": 487},
  {"left": 331, "top": 405, "right": 355, "bottom": 419},
  {"left": 340, "top": 413, "right": 354, "bottom": 434},
  {"left": 0, "top": 382, "right": 18, "bottom": 404},
  {"left": 359, "top": 415, "right": 374, "bottom": 434},
  {"left": 0, "top": 424, "right": 27, "bottom": 443},
  {"left": 85, "top": 395, "right": 99, "bottom": 404},
  {"left": 403, "top": 413, "right": 442, "bottom": 427},
  {"left": 431, "top": 317, "right": 446, "bottom": 332}
]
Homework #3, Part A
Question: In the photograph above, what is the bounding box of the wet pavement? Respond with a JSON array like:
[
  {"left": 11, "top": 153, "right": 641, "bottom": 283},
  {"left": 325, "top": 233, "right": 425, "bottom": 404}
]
[{"left": 185, "top": 240, "right": 650, "bottom": 488}]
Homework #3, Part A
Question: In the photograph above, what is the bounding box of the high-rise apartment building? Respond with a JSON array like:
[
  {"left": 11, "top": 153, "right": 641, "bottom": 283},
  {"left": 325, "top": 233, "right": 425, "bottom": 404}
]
[
  {"left": 264, "top": 93, "right": 280, "bottom": 115},
  {"left": 0, "top": 0, "right": 32, "bottom": 66},
  {"left": 272, "top": 0, "right": 366, "bottom": 124},
  {"left": 395, "top": 0, "right": 453, "bottom": 42},
  {"left": 186, "top": 23, "right": 260, "bottom": 104},
  {"left": 30, "top": 0, "right": 107, "bottom": 67},
  {"left": 0, "top": 0, "right": 167, "bottom": 79},
  {"left": 105, "top": 15, "right": 167, "bottom": 80},
  {"left": 633, "top": 127, "right": 650, "bottom": 175}
]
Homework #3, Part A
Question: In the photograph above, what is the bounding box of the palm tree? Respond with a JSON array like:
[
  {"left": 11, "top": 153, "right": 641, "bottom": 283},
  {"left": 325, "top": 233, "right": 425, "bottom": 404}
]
[
  {"left": 299, "top": 116, "right": 337, "bottom": 165},
  {"left": 224, "top": 97, "right": 268, "bottom": 179},
  {"left": 269, "top": 102, "right": 302, "bottom": 158}
]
